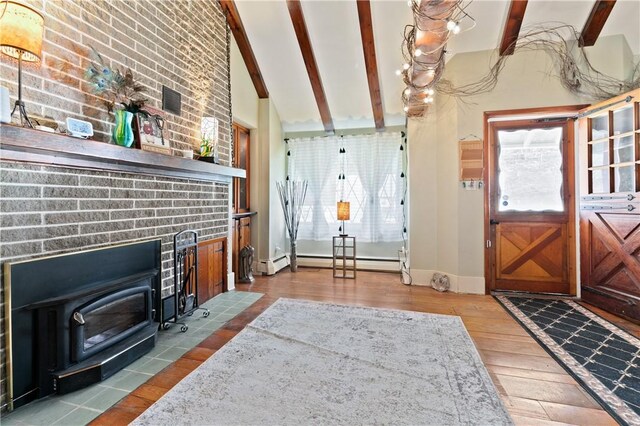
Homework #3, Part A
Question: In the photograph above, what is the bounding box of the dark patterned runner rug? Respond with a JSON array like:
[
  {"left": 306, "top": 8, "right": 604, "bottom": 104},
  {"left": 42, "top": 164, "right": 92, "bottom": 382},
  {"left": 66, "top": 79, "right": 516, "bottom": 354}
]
[{"left": 495, "top": 296, "right": 640, "bottom": 426}]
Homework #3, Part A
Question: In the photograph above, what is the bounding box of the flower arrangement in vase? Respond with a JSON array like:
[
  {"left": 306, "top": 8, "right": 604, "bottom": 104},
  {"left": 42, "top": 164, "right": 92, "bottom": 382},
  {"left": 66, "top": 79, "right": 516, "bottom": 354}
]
[{"left": 85, "top": 48, "right": 147, "bottom": 147}]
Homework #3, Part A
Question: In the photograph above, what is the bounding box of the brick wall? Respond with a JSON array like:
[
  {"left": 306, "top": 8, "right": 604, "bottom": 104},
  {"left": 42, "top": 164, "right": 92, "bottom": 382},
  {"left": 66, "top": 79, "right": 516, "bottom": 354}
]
[
  {"left": 0, "top": 161, "right": 231, "bottom": 410},
  {"left": 0, "top": 0, "right": 233, "bottom": 411},
  {"left": 0, "top": 0, "right": 232, "bottom": 164}
]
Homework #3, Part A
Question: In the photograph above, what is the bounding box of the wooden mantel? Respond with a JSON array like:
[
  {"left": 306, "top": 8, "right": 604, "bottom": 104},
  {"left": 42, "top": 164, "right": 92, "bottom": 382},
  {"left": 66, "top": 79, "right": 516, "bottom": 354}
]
[{"left": 0, "top": 125, "right": 246, "bottom": 183}]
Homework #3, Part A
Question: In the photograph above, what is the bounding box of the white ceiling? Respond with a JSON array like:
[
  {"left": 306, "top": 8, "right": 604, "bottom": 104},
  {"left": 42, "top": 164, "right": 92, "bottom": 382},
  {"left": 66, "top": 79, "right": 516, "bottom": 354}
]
[{"left": 235, "top": 0, "right": 640, "bottom": 133}]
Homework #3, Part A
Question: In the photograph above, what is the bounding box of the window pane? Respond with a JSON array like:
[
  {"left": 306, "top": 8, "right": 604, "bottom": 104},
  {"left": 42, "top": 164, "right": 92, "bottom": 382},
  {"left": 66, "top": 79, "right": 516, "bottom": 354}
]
[
  {"left": 590, "top": 168, "right": 610, "bottom": 194},
  {"left": 613, "top": 135, "right": 634, "bottom": 164},
  {"left": 497, "top": 127, "right": 564, "bottom": 212},
  {"left": 614, "top": 165, "right": 636, "bottom": 193},
  {"left": 613, "top": 107, "right": 633, "bottom": 135},
  {"left": 590, "top": 115, "right": 608, "bottom": 140},
  {"left": 238, "top": 178, "right": 247, "bottom": 210},
  {"left": 590, "top": 141, "right": 609, "bottom": 167}
]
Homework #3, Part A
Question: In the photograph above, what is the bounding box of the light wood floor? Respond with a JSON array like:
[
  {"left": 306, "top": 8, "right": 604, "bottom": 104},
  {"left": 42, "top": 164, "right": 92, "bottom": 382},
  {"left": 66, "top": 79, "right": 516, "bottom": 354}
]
[{"left": 93, "top": 268, "right": 640, "bottom": 425}]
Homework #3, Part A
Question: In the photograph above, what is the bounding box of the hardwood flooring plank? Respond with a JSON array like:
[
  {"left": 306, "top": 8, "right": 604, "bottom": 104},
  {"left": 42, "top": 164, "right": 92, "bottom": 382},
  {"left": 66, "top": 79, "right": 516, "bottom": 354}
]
[
  {"left": 114, "top": 394, "right": 153, "bottom": 412},
  {"left": 468, "top": 330, "right": 537, "bottom": 343},
  {"left": 462, "top": 317, "right": 531, "bottom": 336},
  {"left": 131, "top": 384, "right": 169, "bottom": 402},
  {"left": 88, "top": 407, "right": 140, "bottom": 426},
  {"left": 510, "top": 414, "right": 574, "bottom": 425},
  {"left": 495, "top": 375, "right": 601, "bottom": 409},
  {"left": 500, "top": 395, "right": 551, "bottom": 421},
  {"left": 183, "top": 347, "right": 215, "bottom": 362},
  {"left": 144, "top": 365, "right": 193, "bottom": 390},
  {"left": 473, "top": 336, "right": 548, "bottom": 356},
  {"left": 539, "top": 401, "right": 617, "bottom": 425},
  {"left": 487, "top": 365, "right": 577, "bottom": 385},
  {"left": 480, "top": 350, "right": 567, "bottom": 374}
]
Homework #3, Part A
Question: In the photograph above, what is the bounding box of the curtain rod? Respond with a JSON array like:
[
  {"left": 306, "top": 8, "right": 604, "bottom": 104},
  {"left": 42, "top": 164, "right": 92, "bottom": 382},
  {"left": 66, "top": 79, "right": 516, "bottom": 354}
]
[{"left": 284, "top": 125, "right": 406, "bottom": 140}]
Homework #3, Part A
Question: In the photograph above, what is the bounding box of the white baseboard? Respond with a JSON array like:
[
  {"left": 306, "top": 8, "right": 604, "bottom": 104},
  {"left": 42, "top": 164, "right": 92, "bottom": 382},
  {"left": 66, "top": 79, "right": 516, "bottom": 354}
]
[
  {"left": 257, "top": 255, "right": 290, "bottom": 276},
  {"left": 410, "top": 269, "right": 485, "bottom": 294},
  {"left": 227, "top": 272, "right": 235, "bottom": 291},
  {"left": 297, "top": 257, "right": 400, "bottom": 272}
]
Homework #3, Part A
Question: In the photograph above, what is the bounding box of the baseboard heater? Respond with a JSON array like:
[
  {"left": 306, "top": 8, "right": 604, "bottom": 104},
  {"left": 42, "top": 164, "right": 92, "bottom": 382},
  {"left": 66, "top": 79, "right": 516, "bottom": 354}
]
[
  {"left": 258, "top": 255, "right": 290, "bottom": 276},
  {"left": 297, "top": 256, "right": 399, "bottom": 273}
]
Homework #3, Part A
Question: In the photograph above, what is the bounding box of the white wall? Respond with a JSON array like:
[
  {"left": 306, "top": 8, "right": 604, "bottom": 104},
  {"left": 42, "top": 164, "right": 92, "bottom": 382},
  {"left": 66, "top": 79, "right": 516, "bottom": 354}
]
[
  {"left": 231, "top": 38, "right": 286, "bottom": 271},
  {"left": 231, "top": 38, "right": 259, "bottom": 129},
  {"left": 268, "top": 101, "right": 287, "bottom": 259},
  {"left": 408, "top": 35, "right": 636, "bottom": 294}
]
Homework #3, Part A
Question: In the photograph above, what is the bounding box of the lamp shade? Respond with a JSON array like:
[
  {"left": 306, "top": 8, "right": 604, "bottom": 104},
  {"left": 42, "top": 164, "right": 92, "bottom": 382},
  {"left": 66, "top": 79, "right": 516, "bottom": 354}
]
[
  {"left": 337, "top": 201, "right": 350, "bottom": 221},
  {"left": 0, "top": 1, "right": 44, "bottom": 62}
]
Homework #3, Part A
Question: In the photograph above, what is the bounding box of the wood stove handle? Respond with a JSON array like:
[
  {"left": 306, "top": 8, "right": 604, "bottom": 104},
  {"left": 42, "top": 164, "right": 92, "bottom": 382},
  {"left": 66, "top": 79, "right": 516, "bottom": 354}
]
[{"left": 73, "top": 312, "right": 85, "bottom": 325}]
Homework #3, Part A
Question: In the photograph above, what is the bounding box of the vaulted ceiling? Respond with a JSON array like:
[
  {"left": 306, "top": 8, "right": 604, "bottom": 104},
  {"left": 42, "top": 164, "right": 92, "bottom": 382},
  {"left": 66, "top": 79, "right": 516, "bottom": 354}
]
[{"left": 229, "top": 0, "right": 640, "bottom": 133}]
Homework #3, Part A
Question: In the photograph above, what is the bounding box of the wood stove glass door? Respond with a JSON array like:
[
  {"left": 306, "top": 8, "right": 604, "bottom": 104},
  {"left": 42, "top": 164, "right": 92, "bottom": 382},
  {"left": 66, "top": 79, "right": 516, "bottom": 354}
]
[{"left": 73, "top": 286, "right": 151, "bottom": 362}]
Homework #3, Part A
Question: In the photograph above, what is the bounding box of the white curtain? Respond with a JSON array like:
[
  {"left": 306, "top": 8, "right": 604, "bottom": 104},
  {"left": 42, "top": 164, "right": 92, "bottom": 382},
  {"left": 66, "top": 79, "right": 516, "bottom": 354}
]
[{"left": 288, "top": 132, "right": 404, "bottom": 243}]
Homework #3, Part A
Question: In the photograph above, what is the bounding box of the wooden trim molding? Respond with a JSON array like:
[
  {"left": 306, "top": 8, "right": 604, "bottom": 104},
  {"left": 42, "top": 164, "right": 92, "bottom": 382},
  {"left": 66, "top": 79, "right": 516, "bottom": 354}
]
[
  {"left": 356, "top": 0, "right": 385, "bottom": 131},
  {"left": 499, "top": 0, "right": 528, "bottom": 56},
  {"left": 579, "top": 0, "right": 617, "bottom": 47},
  {"left": 286, "top": 0, "right": 335, "bottom": 134},
  {"left": 219, "top": 0, "right": 269, "bottom": 99},
  {"left": 0, "top": 125, "right": 245, "bottom": 183}
]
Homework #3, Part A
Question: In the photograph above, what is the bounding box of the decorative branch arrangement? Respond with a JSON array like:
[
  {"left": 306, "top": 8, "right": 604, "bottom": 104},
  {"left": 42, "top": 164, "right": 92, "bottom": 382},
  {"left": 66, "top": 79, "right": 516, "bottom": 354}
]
[
  {"left": 437, "top": 24, "right": 640, "bottom": 101},
  {"left": 399, "top": 0, "right": 475, "bottom": 116},
  {"left": 85, "top": 47, "right": 147, "bottom": 113},
  {"left": 276, "top": 180, "right": 308, "bottom": 272}
]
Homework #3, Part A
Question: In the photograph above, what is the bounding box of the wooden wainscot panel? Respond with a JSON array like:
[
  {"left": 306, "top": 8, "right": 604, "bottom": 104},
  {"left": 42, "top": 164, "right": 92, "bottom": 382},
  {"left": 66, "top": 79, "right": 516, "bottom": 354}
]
[{"left": 197, "top": 237, "right": 227, "bottom": 303}]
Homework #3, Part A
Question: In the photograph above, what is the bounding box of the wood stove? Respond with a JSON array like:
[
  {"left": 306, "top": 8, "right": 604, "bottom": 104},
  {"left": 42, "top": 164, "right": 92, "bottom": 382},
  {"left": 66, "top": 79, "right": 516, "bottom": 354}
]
[{"left": 4, "top": 240, "right": 161, "bottom": 410}]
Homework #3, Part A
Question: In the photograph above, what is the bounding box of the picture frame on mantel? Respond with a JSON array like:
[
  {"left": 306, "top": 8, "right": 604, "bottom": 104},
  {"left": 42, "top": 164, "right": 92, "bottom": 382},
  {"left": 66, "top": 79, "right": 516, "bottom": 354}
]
[{"left": 133, "top": 106, "right": 171, "bottom": 155}]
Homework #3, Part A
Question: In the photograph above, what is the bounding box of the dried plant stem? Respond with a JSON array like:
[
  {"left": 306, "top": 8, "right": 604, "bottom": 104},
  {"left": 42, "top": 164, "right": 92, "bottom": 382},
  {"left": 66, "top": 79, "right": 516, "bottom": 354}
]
[{"left": 436, "top": 24, "right": 640, "bottom": 102}]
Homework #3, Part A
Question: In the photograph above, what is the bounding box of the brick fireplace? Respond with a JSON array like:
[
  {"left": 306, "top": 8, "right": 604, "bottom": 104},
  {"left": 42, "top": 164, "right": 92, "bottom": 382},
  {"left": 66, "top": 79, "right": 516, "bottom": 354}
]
[
  {"left": 0, "top": 125, "right": 244, "bottom": 411},
  {"left": 0, "top": 0, "right": 236, "bottom": 410}
]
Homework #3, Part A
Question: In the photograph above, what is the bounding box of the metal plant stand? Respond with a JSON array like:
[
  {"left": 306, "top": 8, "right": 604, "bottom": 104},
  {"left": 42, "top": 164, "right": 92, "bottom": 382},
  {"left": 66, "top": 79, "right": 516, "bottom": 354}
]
[{"left": 162, "top": 230, "right": 209, "bottom": 332}]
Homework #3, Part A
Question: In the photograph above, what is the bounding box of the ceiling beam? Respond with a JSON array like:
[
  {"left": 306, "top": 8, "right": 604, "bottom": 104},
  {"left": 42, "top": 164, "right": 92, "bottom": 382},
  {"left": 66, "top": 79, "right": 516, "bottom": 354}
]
[
  {"left": 499, "top": 0, "right": 528, "bottom": 56},
  {"left": 219, "top": 0, "right": 269, "bottom": 99},
  {"left": 286, "top": 0, "right": 335, "bottom": 134},
  {"left": 579, "top": 0, "right": 617, "bottom": 47},
  {"left": 356, "top": 0, "right": 385, "bottom": 131}
]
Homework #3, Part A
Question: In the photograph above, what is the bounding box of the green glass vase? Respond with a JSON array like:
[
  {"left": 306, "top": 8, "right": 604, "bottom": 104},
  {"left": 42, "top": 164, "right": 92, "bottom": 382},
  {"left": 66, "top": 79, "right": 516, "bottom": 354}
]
[{"left": 112, "top": 109, "right": 134, "bottom": 148}]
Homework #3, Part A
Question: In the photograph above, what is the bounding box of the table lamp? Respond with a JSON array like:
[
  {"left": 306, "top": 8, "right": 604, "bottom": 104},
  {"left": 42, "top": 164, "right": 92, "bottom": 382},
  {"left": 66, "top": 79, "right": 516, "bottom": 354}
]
[
  {"left": 0, "top": 1, "right": 44, "bottom": 128},
  {"left": 337, "top": 201, "right": 350, "bottom": 236}
]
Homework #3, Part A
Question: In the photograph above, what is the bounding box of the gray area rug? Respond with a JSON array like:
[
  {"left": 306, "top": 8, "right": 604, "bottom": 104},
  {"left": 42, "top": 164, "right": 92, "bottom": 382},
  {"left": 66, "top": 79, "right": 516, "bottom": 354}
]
[{"left": 134, "top": 298, "right": 512, "bottom": 425}]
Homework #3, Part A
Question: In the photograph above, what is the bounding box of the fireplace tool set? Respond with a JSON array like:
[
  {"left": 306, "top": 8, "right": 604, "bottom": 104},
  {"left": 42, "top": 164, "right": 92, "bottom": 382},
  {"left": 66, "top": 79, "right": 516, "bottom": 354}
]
[{"left": 162, "top": 230, "right": 209, "bottom": 332}]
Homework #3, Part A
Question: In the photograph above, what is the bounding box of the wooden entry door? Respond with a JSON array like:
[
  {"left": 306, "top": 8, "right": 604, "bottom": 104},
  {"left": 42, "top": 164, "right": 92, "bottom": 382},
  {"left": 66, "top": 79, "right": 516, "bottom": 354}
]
[
  {"left": 486, "top": 116, "right": 577, "bottom": 295},
  {"left": 578, "top": 90, "right": 640, "bottom": 321}
]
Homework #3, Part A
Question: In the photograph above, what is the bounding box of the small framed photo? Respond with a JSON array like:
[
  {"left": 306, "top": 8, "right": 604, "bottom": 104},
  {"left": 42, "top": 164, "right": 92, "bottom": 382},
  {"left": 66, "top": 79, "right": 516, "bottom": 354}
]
[{"left": 134, "top": 107, "right": 171, "bottom": 155}]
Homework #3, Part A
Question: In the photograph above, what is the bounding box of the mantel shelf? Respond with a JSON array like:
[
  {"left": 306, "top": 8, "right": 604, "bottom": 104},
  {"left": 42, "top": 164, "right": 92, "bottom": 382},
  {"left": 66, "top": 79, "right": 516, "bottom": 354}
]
[{"left": 0, "top": 125, "right": 246, "bottom": 183}]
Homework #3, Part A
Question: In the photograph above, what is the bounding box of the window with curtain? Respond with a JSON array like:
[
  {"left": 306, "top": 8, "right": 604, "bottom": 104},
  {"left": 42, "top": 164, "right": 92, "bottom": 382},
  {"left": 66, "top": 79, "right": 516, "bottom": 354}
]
[{"left": 288, "top": 132, "right": 404, "bottom": 243}]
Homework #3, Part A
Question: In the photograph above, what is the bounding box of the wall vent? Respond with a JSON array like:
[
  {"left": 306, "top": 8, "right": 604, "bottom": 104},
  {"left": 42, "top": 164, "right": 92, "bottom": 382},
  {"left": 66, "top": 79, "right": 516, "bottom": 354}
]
[{"left": 162, "top": 85, "right": 182, "bottom": 115}]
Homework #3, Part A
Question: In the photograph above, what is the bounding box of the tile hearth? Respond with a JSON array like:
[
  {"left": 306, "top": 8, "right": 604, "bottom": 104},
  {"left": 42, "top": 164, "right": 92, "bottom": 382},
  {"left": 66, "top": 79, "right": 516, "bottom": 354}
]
[{"left": 2, "top": 291, "right": 263, "bottom": 426}]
